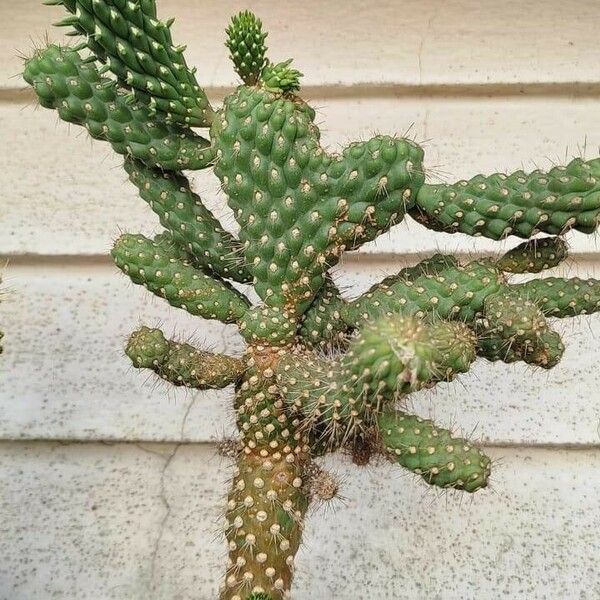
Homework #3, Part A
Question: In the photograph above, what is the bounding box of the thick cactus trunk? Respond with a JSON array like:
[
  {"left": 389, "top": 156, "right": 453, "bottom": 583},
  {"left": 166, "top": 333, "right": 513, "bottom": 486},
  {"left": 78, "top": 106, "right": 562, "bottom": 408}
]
[{"left": 222, "top": 350, "right": 310, "bottom": 600}]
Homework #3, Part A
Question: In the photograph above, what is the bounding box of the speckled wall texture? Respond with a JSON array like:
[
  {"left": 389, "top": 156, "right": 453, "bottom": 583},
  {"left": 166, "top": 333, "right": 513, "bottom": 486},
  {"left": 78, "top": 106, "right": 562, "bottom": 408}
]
[{"left": 1, "top": 1, "right": 600, "bottom": 598}]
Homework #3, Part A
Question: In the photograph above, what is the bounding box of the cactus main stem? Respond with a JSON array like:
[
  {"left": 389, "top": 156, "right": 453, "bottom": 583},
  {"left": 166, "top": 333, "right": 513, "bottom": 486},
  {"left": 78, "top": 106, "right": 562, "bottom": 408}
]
[{"left": 222, "top": 347, "right": 310, "bottom": 600}]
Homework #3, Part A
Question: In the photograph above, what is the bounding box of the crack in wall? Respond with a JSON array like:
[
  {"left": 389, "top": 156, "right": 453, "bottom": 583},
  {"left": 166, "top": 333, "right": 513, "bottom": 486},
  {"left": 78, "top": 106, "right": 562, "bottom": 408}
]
[
  {"left": 179, "top": 396, "right": 198, "bottom": 441},
  {"left": 149, "top": 443, "right": 181, "bottom": 595}
]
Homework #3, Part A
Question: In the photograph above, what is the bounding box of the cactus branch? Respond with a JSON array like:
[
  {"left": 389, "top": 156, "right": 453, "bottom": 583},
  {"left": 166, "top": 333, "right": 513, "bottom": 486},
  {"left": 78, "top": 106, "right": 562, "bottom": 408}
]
[
  {"left": 479, "top": 290, "right": 564, "bottom": 368},
  {"left": 343, "top": 258, "right": 506, "bottom": 327},
  {"left": 512, "top": 277, "right": 600, "bottom": 317},
  {"left": 497, "top": 236, "right": 568, "bottom": 273},
  {"left": 126, "top": 326, "right": 245, "bottom": 389},
  {"left": 23, "top": 45, "right": 212, "bottom": 170},
  {"left": 278, "top": 316, "right": 476, "bottom": 451},
  {"left": 412, "top": 158, "right": 600, "bottom": 239},
  {"left": 112, "top": 232, "right": 250, "bottom": 323},
  {"left": 47, "top": 0, "right": 213, "bottom": 126},
  {"left": 378, "top": 410, "right": 491, "bottom": 492},
  {"left": 124, "top": 158, "right": 251, "bottom": 283}
]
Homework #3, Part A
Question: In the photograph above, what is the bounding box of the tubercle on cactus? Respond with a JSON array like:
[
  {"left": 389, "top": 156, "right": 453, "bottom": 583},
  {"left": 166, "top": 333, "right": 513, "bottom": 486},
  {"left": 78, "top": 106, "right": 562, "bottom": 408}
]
[{"left": 22, "top": 3, "right": 600, "bottom": 598}]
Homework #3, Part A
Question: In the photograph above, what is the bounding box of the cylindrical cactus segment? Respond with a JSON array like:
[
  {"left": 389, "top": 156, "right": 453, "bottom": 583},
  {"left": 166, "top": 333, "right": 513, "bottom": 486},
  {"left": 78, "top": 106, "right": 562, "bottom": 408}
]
[
  {"left": 112, "top": 232, "right": 251, "bottom": 323},
  {"left": 225, "top": 356, "right": 311, "bottom": 600},
  {"left": 126, "top": 326, "right": 245, "bottom": 389},
  {"left": 226, "top": 11, "right": 269, "bottom": 85},
  {"left": 477, "top": 327, "right": 564, "bottom": 369},
  {"left": 512, "top": 277, "right": 600, "bottom": 318},
  {"left": 124, "top": 159, "right": 251, "bottom": 283},
  {"left": 412, "top": 158, "right": 600, "bottom": 240},
  {"left": 278, "top": 317, "right": 477, "bottom": 450},
  {"left": 223, "top": 451, "right": 309, "bottom": 600},
  {"left": 497, "top": 236, "right": 568, "bottom": 273},
  {"left": 481, "top": 290, "right": 564, "bottom": 368},
  {"left": 211, "top": 84, "right": 425, "bottom": 312},
  {"left": 484, "top": 291, "right": 550, "bottom": 345},
  {"left": 345, "top": 317, "right": 477, "bottom": 395},
  {"left": 23, "top": 45, "right": 212, "bottom": 171},
  {"left": 49, "top": 0, "right": 213, "bottom": 126},
  {"left": 298, "top": 275, "right": 349, "bottom": 350},
  {"left": 378, "top": 410, "right": 491, "bottom": 492},
  {"left": 343, "top": 259, "right": 506, "bottom": 326},
  {"left": 333, "top": 136, "right": 425, "bottom": 251}
]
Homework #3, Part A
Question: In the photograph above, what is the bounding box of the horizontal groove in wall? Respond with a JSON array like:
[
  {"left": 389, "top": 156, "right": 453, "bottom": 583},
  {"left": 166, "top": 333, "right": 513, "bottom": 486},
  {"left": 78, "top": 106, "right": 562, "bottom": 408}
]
[
  {"left": 0, "top": 438, "right": 599, "bottom": 451},
  {"left": 3, "top": 251, "right": 600, "bottom": 269},
  {"left": 4, "top": 81, "right": 600, "bottom": 104}
]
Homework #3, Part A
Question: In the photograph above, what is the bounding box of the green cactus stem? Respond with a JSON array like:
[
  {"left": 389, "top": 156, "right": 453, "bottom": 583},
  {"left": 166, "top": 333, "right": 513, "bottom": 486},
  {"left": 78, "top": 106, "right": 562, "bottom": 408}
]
[
  {"left": 223, "top": 351, "right": 311, "bottom": 600},
  {"left": 124, "top": 158, "right": 250, "bottom": 283},
  {"left": 343, "top": 259, "right": 506, "bottom": 326},
  {"left": 412, "top": 158, "right": 600, "bottom": 240},
  {"left": 479, "top": 290, "right": 564, "bottom": 368},
  {"left": 297, "top": 275, "right": 348, "bottom": 350},
  {"left": 112, "top": 232, "right": 250, "bottom": 323},
  {"left": 126, "top": 326, "right": 245, "bottom": 388},
  {"left": 23, "top": 45, "right": 212, "bottom": 170},
  {"left": 497, "top": 236, "right": 568, "bottom": 273},
  {"left": 211, "top": 84, "right": 425, "bottom": 313},
  {"left": 23, "top": 6, "right": 600, "bottom": 599},
  {"left": 277, "top": 316, "right": 476, "bottom": 450},
  {"left": 378, "top": 410, "right": 491, "bottom": 492},
  {"left": 513, "top": 277, "right": 600, "bottom": 317},
  {"left": 47, "top": 0, "right": 213, "bottom": 126},
  {"left": 476, "top": 327, "right": 565, "bottom": 369}
]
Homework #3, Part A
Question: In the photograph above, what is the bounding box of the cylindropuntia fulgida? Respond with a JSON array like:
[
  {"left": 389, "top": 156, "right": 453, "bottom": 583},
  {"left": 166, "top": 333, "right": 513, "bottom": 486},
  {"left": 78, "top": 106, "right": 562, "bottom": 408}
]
[{"left": 22, "top": 3, "right": 600, "bottom": 598}]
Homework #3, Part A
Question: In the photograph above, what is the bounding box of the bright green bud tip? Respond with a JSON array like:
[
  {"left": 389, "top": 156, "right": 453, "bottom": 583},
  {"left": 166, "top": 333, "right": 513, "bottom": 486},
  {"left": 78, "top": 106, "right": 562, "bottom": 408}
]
[
  {"left": 261, "top": 59, "right": 303, "bottom": 93},
  {"left": 226, "top": 10, "right": 268, "bottom": 85}
]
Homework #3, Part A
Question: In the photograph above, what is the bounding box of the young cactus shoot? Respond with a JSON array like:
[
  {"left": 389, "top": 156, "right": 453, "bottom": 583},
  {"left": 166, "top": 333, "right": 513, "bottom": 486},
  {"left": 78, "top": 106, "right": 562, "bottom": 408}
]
[{"left": 23, "top": 3, "right": 600, "bottom": 598}]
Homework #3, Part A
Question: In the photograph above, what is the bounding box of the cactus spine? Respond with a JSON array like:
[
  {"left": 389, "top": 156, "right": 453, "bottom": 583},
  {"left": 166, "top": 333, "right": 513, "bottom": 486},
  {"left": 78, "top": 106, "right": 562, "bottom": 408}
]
[{"left": 23, "top": 4, "right": 600, "bottom": 598}]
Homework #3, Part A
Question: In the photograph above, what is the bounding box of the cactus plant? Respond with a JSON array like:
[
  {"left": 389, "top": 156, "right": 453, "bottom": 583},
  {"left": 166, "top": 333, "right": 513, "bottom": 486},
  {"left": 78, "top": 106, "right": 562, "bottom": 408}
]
[{"left": 22, "top": 4, "right": 600, "bottom": 598}]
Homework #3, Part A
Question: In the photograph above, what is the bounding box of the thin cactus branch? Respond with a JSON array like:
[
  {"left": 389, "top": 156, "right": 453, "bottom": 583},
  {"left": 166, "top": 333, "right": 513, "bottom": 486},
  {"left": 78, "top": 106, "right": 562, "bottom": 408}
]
[
  {"left": 46, "top": 0, "right": 214, "bottom": 126},
  {"left": 411, "top": 158, "right": 600, "bottom": 239},
  {"left": 23, "top": 45, "right": 212, "bottom": 170},
  {"left": 126, "top": 326, "right": 245, "bottom": 389}
]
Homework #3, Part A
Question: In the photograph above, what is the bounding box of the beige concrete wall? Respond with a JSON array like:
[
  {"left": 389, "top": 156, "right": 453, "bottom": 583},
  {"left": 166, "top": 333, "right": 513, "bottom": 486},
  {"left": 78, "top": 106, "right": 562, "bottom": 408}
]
[{"left": 1, "top": 1, "right": 600, "bottom": 598}]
